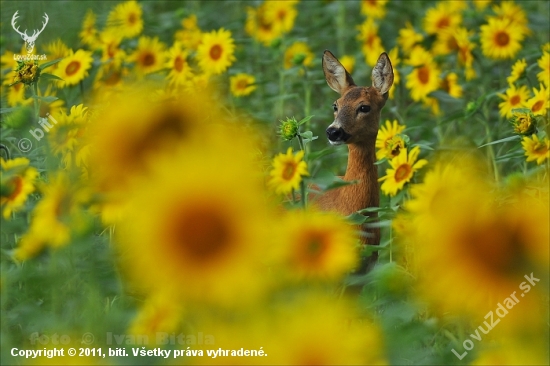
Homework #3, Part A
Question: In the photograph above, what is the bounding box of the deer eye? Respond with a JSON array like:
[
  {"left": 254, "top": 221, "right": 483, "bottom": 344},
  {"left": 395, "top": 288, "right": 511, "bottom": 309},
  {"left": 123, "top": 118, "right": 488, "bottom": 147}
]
[
  {"left": 358, "top": 105, "right": 371, "bottom": 113},
  {"left": 332, "top": 104, "right": 338, "bottom": 112}
]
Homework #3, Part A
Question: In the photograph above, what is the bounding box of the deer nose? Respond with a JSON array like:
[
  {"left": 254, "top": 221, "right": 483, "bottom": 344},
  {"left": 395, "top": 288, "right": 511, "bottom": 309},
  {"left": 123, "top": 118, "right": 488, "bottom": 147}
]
[
  {"left": 327, "top": 127, "right": 351, "bottom": 142},
  {"left": 326, "top": 127, "right": 345, "bottom": 142}
]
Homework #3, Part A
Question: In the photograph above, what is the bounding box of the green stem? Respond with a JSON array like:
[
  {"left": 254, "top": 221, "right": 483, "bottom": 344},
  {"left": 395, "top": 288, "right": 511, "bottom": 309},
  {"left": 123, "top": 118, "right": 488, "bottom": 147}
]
[
  {"left": 336, "top": 1, "right": 346, "bottom": 56},
  {"left": 32, "top": 82, "right": 40, "bottom": 120},
  {"left": 303, "top": 66, "right": 312, "bottom": 133},
  {"left": 389, "top": 219, "right": 393, "bottom": 263},
  {"left": 483, "top": 121, "right": 499, "bottom": 183},
  {"left": 300, "top": 180, "right": 306, "bottom": 209}
]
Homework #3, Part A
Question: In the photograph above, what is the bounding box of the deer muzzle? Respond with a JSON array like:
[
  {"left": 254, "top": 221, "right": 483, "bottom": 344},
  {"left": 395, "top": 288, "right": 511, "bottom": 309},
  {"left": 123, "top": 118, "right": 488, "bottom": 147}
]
[{"left": 326, "top": 125, "right": 351, "bottom": 145}]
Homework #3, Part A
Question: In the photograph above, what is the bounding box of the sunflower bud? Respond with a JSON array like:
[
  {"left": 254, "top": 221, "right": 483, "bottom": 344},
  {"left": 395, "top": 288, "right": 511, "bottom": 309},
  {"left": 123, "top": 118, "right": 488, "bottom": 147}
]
[
  {"left": 11, "top": 60, "right": 40, "bottom": 86},
  {"left": 510, "top": 108, "right": 537, "bottom": 135},
  {"left": 278, "top": 117, "right": 299, "bottom": 141}
]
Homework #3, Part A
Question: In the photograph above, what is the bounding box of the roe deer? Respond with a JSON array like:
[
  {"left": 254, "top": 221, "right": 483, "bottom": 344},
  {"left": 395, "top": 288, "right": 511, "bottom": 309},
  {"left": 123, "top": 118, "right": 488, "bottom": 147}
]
[{"left": 314, "top": 50, "right": 394, "bottom": 272}]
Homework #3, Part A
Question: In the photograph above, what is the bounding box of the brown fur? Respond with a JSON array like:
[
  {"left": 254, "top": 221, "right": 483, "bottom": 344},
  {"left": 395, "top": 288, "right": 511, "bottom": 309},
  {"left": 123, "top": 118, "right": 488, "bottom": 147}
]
[{"left": 313, "top": 51, "right": 393, "bottom": 272}]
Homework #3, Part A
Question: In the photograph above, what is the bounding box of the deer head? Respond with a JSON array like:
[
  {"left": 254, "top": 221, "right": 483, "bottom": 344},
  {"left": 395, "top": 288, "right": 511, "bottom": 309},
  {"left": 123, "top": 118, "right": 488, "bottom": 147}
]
[
  {"left": 322, "top": 50, "right": 393, "bottom": 146},
  {"left": 11, "top": 11, "right": 49, "bottom": 54}
]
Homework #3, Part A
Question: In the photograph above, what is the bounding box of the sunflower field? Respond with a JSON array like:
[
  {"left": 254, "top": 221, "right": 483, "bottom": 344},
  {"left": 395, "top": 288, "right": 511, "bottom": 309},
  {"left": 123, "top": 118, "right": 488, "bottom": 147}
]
[{"left": 0, "top": 0, "right": 549, "bottom": 365}]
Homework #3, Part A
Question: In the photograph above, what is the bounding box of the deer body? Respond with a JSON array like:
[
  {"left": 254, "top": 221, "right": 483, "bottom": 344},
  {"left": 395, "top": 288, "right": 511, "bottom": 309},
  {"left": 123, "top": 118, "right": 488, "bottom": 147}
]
[{"left": 314, "top": 50, "right": 393, "bottom": 271}]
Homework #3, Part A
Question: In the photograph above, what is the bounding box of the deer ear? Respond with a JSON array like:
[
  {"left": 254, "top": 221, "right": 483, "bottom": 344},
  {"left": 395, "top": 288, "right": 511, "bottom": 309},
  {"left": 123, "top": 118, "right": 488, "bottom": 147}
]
[
  {"left": 372, "top": 52, "right": 394, "bottom": 95},
  {"left": 322, "top": 50, "right": 356, "bottom": 95}
]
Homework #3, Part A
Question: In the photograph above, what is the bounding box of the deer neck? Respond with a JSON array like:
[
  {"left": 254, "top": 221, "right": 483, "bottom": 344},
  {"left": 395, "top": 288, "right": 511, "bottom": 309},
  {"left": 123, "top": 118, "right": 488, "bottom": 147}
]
[{"left": 342, "top": 141, "right": 379, "bottom": 210}]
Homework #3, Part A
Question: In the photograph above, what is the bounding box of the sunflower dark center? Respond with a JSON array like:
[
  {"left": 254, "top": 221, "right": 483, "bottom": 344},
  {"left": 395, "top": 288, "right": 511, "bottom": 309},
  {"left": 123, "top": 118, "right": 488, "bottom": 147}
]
[
  {"left": 418, "top": 66, "right": 430, "bottom": 84},
  {"left": 174, "top": 56, "right": 184, "bottom": 72},
  {"left": 210, "top": 45, "right": 222, "bottom": 61},
  {"left": 142, "top": 53, "right": 155, "bottom": 66},
  {"left": 394, "top": 164, "right": 411, "bottom": 182},
  {"left": 6, "top": 176, "right": 23, "bottom": 200},
  {"left": 65, "top": 61, "right": 81, "bottom": 76},
  {"left": 174, "top": 205, "right": 232, "bottom": 263},
  {"left": 531, "top": 100, "right": 543, "bottom": 113},
  {"left": 302, "top": 231, "right": 328, "bottom": 264},
  {"left": 437, "top": 17, "right": 450, "bottom": 29},
  {"left": 510, "top": 95, "right": 521, "bottom": 105},
  {"left": 282, "top": 162, "right": 297, "bottom": 180},
  {"left": 495, "top": 31, "right": 510, "bottom": 47},
  {"left": 236, "top": 79, "right": 248, "bottom": 90}
]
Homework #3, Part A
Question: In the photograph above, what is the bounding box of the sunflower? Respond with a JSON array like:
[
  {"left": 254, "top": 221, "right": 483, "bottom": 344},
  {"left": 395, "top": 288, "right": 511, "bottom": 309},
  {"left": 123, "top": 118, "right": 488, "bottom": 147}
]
[
  {"left": 526, "top": 84, "right": 549, "bottom": 116},
  {"left": 473, "top": 0, "right": 492, "bottom": 11},
  {"left": 497, "top": 84, "right": 530, "bottom": 118},
  {"left": 450, "top": 26, "right": 477, "bottom": 80},
  {"left": 54, "top": 49, "right": 93, "bottom": 87},
  {"left": 402, "top": 157, "right": 549, "bottom": 319},
  {"left": 360, "top": 0, "right": 388, "bottom": 19},
  {"left": 405, "top": 46, "right": 441, "bottom": 102},
  {"left": 93, "top": 61, "right": 128, "bottom": 96},
  {"left": 0, "top": 157, "right": 38, "bottom": 219},
  {"left": 279, "top": 210, "right": 358, "bottom": 280},
  {"left": 15, "top": 173, "right": 90, "bottom": 260},
  {"left": 245, "top": 4, "right": 284, "bottom": 46},
  {"left": 397, "top": 22, "right": 423, "bottom": 55},
  {"left": 263, "top": 0, "right": 298, "bottom": 34},
  {"left": 269, "top": 296, "right": 387, "bottom": 365},
  {"left": 174, "top": 15, "right": 203, "bottom": 51},
  {"left": 422, "top": 2, "right": 462, "bottom": 36},
  {"left": 357, "top": 18, "right": 384, "bottom": 67},
  {"left": 492, "top": 1, "right": 530, "bottom": 36},
  {"left": 47, "top": 105, "right": 88, "bottom": 168},
  {"left": 338, "top": 55, "right": 356, "bottom": 74},
  {"left": 283, "top": 41, "right": 314, "bottom": 69},
  {"left": 99, "top": 29, "right": 126, "bottom": 65},
  {"left": 3, "top": 72, "right": 28, "bottom": 106},
  {"left": 480, "top": 17, "right": 525, "bottom": 60},
  {"left": 440, "top": 72, "right": 462, "bottom": 98},
  {"left": 507, "top": 58, "right": 527, "bottom": 85},
  {"left": 521, "top": 134, "right": 549, "bottom": 165},
  {"left": 1, "top": 49, "right": 18, "bottom": 71},
  {"left": 196, "top": 28, "right": 236, "bottom": 75},
  {"left": 510, "top": 109, "right": 537, "bottom": 135},
  {"left": 229, "top": 73, "right": 256, "bottom": 97},
  {"left": 79, "top": 9, "right": 99, "bottom": 48},
  {"left": 165, "top": 42, "right": 193, "bottom": 87},
  {"left": 11, "top": 60, "right": 40, "bottom": 86},
  {"left": 117, "top": 139, "right": 270, "bottom": 305},
  {"left": 106, "top": 0, "right": 143, "bottom": 39},
  {"left": 376, "top": 119, "right": 406, "bottom": 161},
  {"left": 127, "top": 292, "right": 183, "bottom": 341},
  {"left": 537, "top": 52, "right": 549, "bottom": 87},
  {"left": 278, "top": 117, "right": 299, "bottom": 141},
  {"left": 130, "top": 36, "right": 166, "bottom": 77},
  {"left": 379, "top": 146, "right": 427, "bottom": 197},
  {"left": 43, "top": 39, "right": 70, "bottom": 73},
  {"left": 268, "top": 147, "right": 309, "bottom": 195},
  {"left": 87, "top": 88, "right": 227, "bottom": 196}
]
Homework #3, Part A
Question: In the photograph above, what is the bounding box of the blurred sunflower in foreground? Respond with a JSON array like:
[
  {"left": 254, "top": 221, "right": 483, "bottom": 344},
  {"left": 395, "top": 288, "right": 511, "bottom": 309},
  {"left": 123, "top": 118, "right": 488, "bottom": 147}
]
[
  {"left": 193, "top": 294, "right": 387, "bottom": 365},
  {"left": 276, "top": 209, "right": 358, "bottom": 281},
  {"left": 116, "top": 130, "right": 272, "bottom": 306},
  {"left": 397, "top": 153, "right": 549, "bottom": 323},
  {"left": 0, "top": 157, "right": 38, "bottom": 219}
]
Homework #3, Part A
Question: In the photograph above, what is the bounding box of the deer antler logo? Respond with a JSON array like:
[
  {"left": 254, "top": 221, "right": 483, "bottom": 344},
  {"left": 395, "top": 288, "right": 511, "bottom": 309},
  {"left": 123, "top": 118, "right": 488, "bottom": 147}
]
[{"left": 11, "top": 11, "right": 49, "bottom": 54}]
